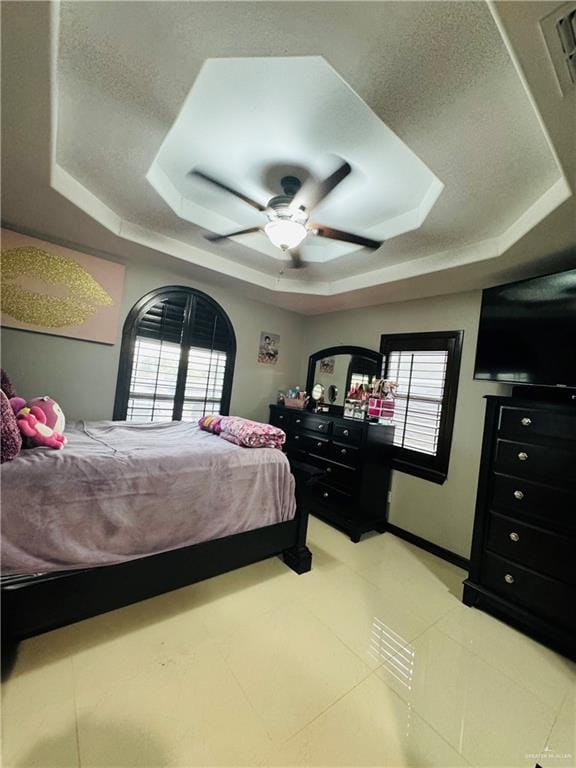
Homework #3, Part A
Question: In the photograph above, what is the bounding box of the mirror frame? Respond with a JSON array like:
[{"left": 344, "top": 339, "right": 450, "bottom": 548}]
[{"left": 305, "top": 345, "right": 383, "bottom": 413}]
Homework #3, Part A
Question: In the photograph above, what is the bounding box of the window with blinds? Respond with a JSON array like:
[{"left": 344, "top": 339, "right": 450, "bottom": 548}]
[
  {"left": 386, "top": 350, "right": 448, "bottom": 455},
  {"left": 126, "top": 337, "right": 180, "bottom": 422},
  {"left": 380, "top": 331, "right": 463, "bottom": 484},
  {"left": 114, "top": 286, "right": 235, "bottom": 423}
]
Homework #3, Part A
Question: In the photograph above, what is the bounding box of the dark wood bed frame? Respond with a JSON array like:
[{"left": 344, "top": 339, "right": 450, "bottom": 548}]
[{"left": 1, "top": 464, "right": 317, "bottom": 677}]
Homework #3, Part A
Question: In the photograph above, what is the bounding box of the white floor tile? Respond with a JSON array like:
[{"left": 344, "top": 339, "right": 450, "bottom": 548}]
[
  {"left": 181, "top": 557, "right": 308, "bottom": 641},
  {"left": 541, "top": 684, "right": 576, "bottom": 768},
  {"left": 262, "top": 673, "right": 471, "bottom": 767},
  {"left": 357, "top": 551, "right": 464, "bottom": 626},
  {"left": 1, "top": 640, "right": 79, "bottom": 768},
  {"left": 2, "top": 519, "right": 573, "bottom": 768},
  {"left": 376, "top": 626, "right": 556, "bottom": 768},
  {"left": 437, "top": 603, "right": 576, "bottom": 713},
  {"left": 75, "top": 641, "right": 271, "bottom": 767},
  {"left": 301, "top": 564, "right": 429, "bottom": 669},
  {"left": 217, "top": 602, "right": 371, "bottom": 741}
]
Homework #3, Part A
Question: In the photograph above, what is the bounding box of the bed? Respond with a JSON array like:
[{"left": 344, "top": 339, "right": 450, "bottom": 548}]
[{"left": 1, "top": 420, "right": 313, "bottom": 671}]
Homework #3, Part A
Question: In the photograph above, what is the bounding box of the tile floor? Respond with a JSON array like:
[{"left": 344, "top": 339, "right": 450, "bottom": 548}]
[{"left": 2, "top": 517, "right": 574, "bottom": 768}]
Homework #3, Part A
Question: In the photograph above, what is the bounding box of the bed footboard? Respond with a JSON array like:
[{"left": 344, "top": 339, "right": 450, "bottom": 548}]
[{"left": 1, "top": 463, "right": 321, "bottom": 678}]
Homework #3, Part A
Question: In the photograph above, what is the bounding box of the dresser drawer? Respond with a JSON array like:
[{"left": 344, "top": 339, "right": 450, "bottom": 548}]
[
  {"left": 290, "top": 413, "right": 306, "bottom": 430},
  {"left": 333, "top": 422, "right": 363, "bottom": 445},
  {"left": 302, "top": 434, "right": 330, "bottom": 457},
  {"left": 270, "top": 409, "right": 291, "bottom": 429},
  {"left": 312, "top": 482, "right": 353, "bottom": 510},
  {"left": 285, "top": 434, "right": 304, "bottom": 453},
  {"left": 318, "top": 459, "right": 358, "bottom": 489},
  {"left": 298, "top": 414, "right": 332, "bottom": 435},
  {"left": 328, "top": 441, "right": 360, "bottom": 468},
  {"left": 499, "top": 406, "right": 576, "bottom": 443},
  {"left": 487, "top": 513, "right": 576, "bottom": 585},
  {"left": 481, "top": 552, "right": 576, "bottom": 631},
  {"left": 494, "top": 439, "right": 576, "bottom": 485},
  {"left": 297, "top": 453, "right": 358, "bottom": 489},
  {"left": 491, "top": 474, "right": 576, "bottom": 532}
]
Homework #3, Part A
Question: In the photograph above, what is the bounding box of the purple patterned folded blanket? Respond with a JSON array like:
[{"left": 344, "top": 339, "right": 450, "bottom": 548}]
[
  {"left": 221, "top": 417, "right": 286, "bottom": 449},
  {"left": 199, "top": 415, "right": 285, "bottom": 449}
]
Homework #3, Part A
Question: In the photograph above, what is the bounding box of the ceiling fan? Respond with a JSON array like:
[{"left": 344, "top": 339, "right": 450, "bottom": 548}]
[{"left": 190, "top": 160, "right": 383, "bottom": 268}]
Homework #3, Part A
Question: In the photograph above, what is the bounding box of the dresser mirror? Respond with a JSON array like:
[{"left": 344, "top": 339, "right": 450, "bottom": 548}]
[{"left": 306, "top": 345, "right": 383, "bottom": 414}]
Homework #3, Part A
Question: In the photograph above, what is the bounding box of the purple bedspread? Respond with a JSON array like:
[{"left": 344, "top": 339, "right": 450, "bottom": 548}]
[{"left": 1, "top": 421, "right": 296, "bottom": 576}]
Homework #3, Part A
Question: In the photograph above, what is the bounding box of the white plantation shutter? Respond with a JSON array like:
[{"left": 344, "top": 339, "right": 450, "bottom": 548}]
[
  {"left": 182, "top": 347, "right": 227, "bottom": 421},
  {"left": 380, "top": 331, "right": 463, "bottom": 483},
  {"left": 127, "top": 337, "right": 180, "bottom": 422},
  {"left": 386, "top": 350, "right": 449, "bottom": 455},
  {"left": 115, "top": 287, "right": 235, "bottom": 423}
]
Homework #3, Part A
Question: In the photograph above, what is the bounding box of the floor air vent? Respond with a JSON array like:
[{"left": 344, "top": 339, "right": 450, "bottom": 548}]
[{"left": 540, "top": 1, "right": 576, "bottom": 96}]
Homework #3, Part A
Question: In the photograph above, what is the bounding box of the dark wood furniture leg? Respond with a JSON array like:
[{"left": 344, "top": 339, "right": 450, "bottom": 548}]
[{"left": 283, "top": 462, "right": 325, "bottom": 573}]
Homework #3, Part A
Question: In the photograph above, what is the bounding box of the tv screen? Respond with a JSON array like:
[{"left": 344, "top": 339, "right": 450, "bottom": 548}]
[{"left": 474, "top": 268, "right": 576, "bottom": 388}]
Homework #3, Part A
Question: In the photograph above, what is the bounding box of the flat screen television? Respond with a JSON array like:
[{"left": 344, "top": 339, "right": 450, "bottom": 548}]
[{"left": 474, "top": 268, "right": 576, "bottom": 388}]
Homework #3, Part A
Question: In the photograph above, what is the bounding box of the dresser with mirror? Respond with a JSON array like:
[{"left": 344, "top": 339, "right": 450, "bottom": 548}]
[{"left": 269, "top": 346, "right": 395, "bottom": 542}]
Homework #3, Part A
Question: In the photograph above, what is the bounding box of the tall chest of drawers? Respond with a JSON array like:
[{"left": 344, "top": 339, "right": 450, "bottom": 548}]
[
  {"left": 269, "top": 405, "right": 394, "bottom": 542},
  {"left": 463, "top": 396, "right": 576, "bottom": 660}
]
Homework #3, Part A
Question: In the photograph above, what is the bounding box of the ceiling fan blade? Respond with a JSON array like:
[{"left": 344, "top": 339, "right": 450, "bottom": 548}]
[
  {"left": 312, "top": 225, "right": 382, "bottom": 250},
  {"left": 291, "top": 160, "right": 352, "bottom": 213},
  {"left": 204, "top": 227, "right": 262, "bottom": 242},
  {"left": 190, "top": 170, "right": 266, "bottom": 212}
]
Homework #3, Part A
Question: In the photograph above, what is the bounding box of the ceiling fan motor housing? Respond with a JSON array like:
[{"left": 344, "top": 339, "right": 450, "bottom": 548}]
[
  {"left": 267, "top": 178, "right": 307, "bottom": 223},
  {"left": 267, "top": 196, "right": 307, "bottom": 222},
  {"left": 264, "top": 177, "right": 308, "bottom": 251},
  {"left": 280, "top": 175, "right": 302, "bottom": 197}
]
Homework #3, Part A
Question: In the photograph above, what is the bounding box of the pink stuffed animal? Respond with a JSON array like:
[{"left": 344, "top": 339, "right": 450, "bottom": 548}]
[{"left": 10, "top": 395, "right": 67, "bottom": 450}]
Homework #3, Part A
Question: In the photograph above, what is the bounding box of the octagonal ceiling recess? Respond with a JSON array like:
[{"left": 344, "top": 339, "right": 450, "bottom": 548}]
[
  {"left": 147, "top": 57, "right": 444, "bottom": 266},
  {"left": 51, "top": 1, "right": 571, "bottom": 297}
]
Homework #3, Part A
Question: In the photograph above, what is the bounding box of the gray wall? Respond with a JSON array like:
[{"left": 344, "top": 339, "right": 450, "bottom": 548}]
[
  {"left": 1, "top": 259, "right": 306, "bottom": 423},
  {"left": 301, "top": 290, "right": 508, "bottom": 559}
]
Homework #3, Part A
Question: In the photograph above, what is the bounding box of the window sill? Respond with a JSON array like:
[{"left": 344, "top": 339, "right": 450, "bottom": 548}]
[{"left": 391, "top": 457, "right": 447, "bottom": 485}]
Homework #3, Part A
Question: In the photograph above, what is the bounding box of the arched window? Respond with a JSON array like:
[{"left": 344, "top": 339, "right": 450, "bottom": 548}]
[{"left": 114, "top": 286, "right": 236, "bottom": 422}]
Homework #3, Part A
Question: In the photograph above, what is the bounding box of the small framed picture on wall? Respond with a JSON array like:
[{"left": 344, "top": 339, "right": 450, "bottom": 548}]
[{"left": 258, "top": 332, "right": 280, "bottom": 365}]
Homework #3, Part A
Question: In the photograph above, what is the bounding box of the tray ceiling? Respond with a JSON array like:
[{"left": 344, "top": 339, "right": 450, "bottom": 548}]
[
  {"left": 147, "top": 56, "right": 443, "bottom": 265},
  {"left": 10, "top": 1, "right": 574, "bottom": 304}
]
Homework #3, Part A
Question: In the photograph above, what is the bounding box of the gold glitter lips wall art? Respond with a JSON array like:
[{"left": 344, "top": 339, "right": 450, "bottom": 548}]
[{"left": 0, "top": 229, "right": 125, "bottom": 345}]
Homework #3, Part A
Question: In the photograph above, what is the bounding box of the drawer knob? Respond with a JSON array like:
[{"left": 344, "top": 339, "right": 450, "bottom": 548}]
[
  {"left": 318, "top": 424, "right": 324, "bottom": 430},
  {"left": 504, "top": 573, "right": 515, "bottom": 584},
  {"left": 323, "top": 491, "right": 329, "bottom": 498},
  {"left": 513, "top": 490, "right": 524, "bottom": 500},
  {"left": 521, "top": 417, "right": 532, "bottom": 426},
  {"left": 343, "top": 429, "right": 349, "bottom": 436},
  {"left": 509, "top": 532, "right": 520, "bottom": 542},
  {"left": 279, "top": 415, "right": 284, "bottom": 420},
  {"left": 341, "top": 448, "right": 347, "bottom": 455},
  {"left": 517, "top": 451, "right": 528, "bottom": 461},
  {"left": 294, "top": 435, "right": 300, "bottom": 441},
  {"left": 326, "top": 467, "right": 332, "bottom": 473},
  {"left": 295, "top": 419, "right": 301, "bottom": 424},
  {"left": 317, "top": 442, "right": 323, "bottom": 448}
]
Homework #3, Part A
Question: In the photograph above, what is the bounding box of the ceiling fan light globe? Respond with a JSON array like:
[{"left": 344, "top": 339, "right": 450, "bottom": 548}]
[{"left": 264, "top": 220, "right": 307, "bottom": 250}]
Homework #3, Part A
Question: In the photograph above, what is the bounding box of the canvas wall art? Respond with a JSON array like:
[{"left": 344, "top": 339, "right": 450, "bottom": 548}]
[
  {"left": 257, "top": 332, "right": 280, "bottom": 365},
  {"left": 0, "top": 229, "right": 125, "bottom": 345}
]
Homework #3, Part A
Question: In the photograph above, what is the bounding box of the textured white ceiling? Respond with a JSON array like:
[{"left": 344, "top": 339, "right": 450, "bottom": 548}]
[
  {"left": 51, "top": 0, "right": 568, "bottom": 294},
  {"left": 1, "top": 1, "right": 574, "bottom": 313}
]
